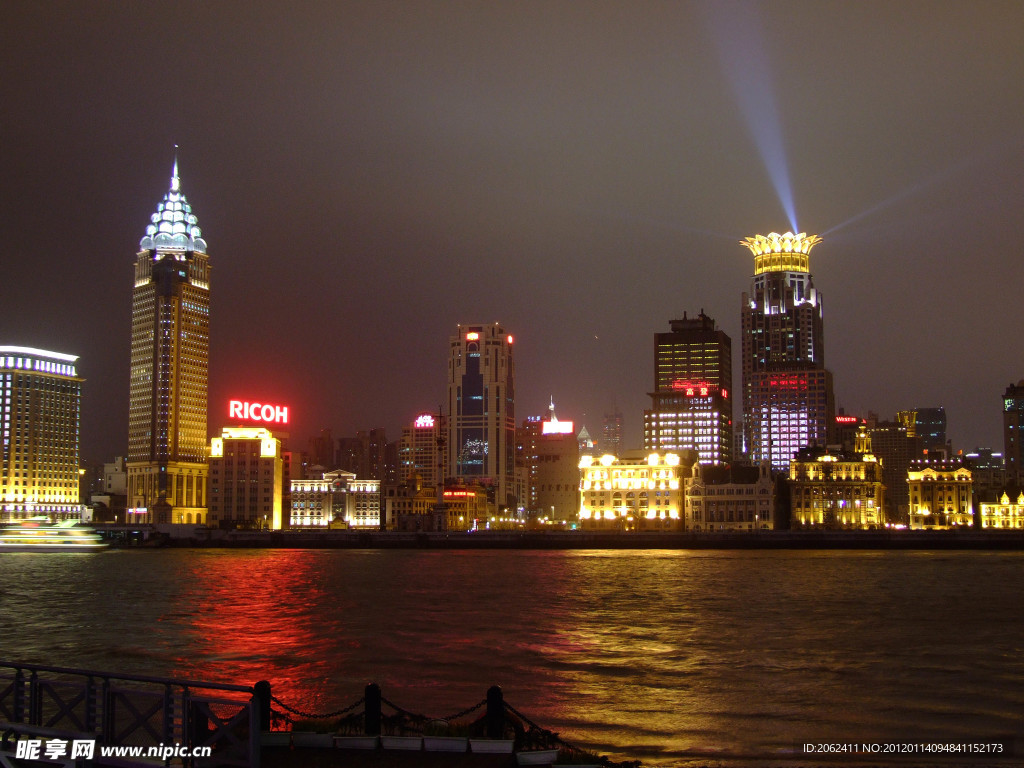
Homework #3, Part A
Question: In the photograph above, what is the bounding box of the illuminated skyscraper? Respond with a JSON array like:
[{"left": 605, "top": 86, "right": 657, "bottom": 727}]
[
  {"left": 126, "top": 157, "right": 210, "bottom": 523},
  {"left": 0, "top": 347, "right": 83, "bottom": 521},
  {"left": 740, "top": 232, "right": 834, "bottom": 470},
  {"left": 447, "top": 323, "right": 516, "bottom": 510},
  {"left": 643, "top": 311, "right": 732, "bottom": 465}
]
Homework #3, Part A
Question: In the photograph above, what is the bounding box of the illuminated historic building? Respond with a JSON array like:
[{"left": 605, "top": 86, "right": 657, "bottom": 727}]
[
  {"left": 207, "top": 427, "right": 283, "bottom": 529},
  {"left": 643, "top": 311, "right": 732, "bottom": 465},
  {"left": 907, "top": 459, "right": 973, "bottom": 529},
  {"left": 686, "top": 461, "right": 774, "bottom": 532},
  {"left": 127, "top": 158, "right": 210, "bottom": 523},
  {"left": 979, "top": 491, "right": 1024, "bottom": 530},
  {"left": 1002, "top": 381, "right": 1024, "bottom": 473},
  {"left": 788, "top": 427, "right": 885, "bottom": 529},
  {"left": 289, "top": 469, "right": 380, "bottom": 528},
  {"left": 740, "top": 232, "right": 834, "bottom": 470},
  {"left": 399, "top": 413, "right": 442, "bottom": 487},
  {"left": 0, "top": 347, "right": 83, "bottom": 521},
  {"left": 578, "top": 451, "right": 689, "bottom": 532},
  {"left": 447, "top": 323, "right": 517, "bottom": 510}
]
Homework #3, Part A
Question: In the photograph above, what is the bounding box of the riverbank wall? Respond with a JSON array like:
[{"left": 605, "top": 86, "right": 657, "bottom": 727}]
[{"left": 137, "top": 528, "right": 1024, "bottom": 550}]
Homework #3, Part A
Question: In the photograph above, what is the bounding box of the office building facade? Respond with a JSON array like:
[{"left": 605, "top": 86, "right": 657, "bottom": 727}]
[
  {"left": 0, "top": 347, "right": 84, "bottom": 521},
  {"left": 447, "top": 323, "right": 516, "bottom": 510},
  {"left": 207, "top": 427, "right": 284, "bottom": 529},
  {"left": 643, "top": 311, "right": 732, "bottom": 465},
  {"left": 127, "top": 159, "right": 210, "bottom": 523},
  {"left": 399, "top": 413, "right": 443, "bottom": 488}
]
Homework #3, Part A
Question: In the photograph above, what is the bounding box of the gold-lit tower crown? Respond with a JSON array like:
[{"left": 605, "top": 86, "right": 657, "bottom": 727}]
[{"left": 740, "top": 231, "right": 822, "bottom": 275}]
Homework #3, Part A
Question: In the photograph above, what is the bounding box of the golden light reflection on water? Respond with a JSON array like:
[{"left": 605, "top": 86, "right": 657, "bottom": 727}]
[{"left": 3, "top": 549, "right": 1024, "bottom": 766}]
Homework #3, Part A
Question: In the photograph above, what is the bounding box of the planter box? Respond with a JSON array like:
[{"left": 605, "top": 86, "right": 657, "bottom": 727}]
[
  {"left": 260, "top": 732, "right": 291, "bottom": 747},
  {"left": 470, "top": 738, "right": 515, "bottom": 753},
  {"left": 516, "top": 748, "right": 559, "bottom": 765},
  {"left": 333, "top": 735, "right": 380, "bottom": 750},
  {"left": 381, "top": 735, "right": 423, "bottom": 751},
  {"left": 291, "top": 732, "right": 334, "bottom": 748},
  {"left": 423, "top": 735, "right": 469, "bottom": 752}
]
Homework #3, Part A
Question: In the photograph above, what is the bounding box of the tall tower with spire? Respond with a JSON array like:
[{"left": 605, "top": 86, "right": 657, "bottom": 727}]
[{"left": 126, "top": 154, "right": 211, "bottom": 524}]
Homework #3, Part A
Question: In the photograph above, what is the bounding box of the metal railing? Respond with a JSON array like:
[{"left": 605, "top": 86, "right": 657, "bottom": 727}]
[{"left": 0, "top": 661, "right": 264, "bottom": 767}]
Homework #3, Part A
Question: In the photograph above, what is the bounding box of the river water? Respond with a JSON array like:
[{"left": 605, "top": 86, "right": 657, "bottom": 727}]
[{"left": 1, "top": 549, "right": 1022, "bottom": 766}]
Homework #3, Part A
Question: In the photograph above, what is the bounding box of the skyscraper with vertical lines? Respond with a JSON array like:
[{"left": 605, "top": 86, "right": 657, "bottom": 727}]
[
  {"left": 126, "top": 157, "right": 210, "bottom": 524},
  {"left": 447, "top": 323, "right": 517, "bottom": 511}
]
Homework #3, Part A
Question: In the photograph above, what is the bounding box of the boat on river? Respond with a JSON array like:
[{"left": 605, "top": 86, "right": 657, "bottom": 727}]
[{"left": 0, "top": 518, "right": 107, "bottom": 552}]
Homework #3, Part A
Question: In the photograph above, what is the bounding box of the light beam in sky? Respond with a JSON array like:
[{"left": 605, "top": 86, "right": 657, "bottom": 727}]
[{"left": 699, "top": 1, "right": 799, "bottom": 233}]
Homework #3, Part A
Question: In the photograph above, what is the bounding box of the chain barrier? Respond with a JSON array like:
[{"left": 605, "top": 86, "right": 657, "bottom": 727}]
[
  {"left": 269, "top": 695, "right": 364, "bottom": 720},
  {"left": 379, "top": 695, "right": 428, "bottom": 722},
  {"left": 439, "top": 698, "right": 487, "bottom": 722},
  {"left": 378, "top": 695, "right": 487, "bottom": 724},
  {"left": 268, "top": 690, "right": 640, "bottom": 767}
]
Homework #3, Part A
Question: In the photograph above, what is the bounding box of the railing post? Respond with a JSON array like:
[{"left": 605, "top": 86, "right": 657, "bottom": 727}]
[
  {"left": 85, "top": 676, "right": 96, "bottom": 732},
  {"left": 364, "top": 683, "right": 381, "bottom": 736},
  {"left": 29, "top": 671, "right": 40, "bottom": 725},
  {"left": 254, "top": 681, "right": 271, "bottom": 732},
  {"left": 13, "top": 669, "right": 25, "bottom": 723},
  {"left": 486, "top": 685, "right": 504, "bottom": 739},
  {"left": 101, "top": 678, "right": 114, "bottom": 744},
  {"left": 163, "top": 684, "right": 175, "bottom": 745}
]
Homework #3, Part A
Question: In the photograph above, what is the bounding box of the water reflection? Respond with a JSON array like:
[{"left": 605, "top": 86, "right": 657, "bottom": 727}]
[
  {"left": 2, "top": 549, "right": 1024, "bottom": 766},
  {"left": 167, "top": 549, "right": 336, "bottom": 712}
]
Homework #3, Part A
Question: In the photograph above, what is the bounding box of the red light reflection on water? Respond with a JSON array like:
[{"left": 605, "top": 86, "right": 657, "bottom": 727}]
[{"left": 166, "top": 550, "right": 337, "bottom": 715}]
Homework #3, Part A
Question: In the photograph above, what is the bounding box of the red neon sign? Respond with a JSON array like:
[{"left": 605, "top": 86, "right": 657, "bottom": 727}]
[
  {"left": 835, "top": 416, "right": 859, "bottom": 424},
  {"left": 766, "top": 375, "right": 808, "bottom": 391},
  {"left": 229, "top": 400, "right": 289, "bottom": 425},
  {"left": 670, "top": 380, "right": 718, "bottom": 397}
]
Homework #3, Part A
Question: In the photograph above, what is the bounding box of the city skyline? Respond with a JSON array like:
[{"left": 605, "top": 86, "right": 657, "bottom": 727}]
[{"left": 2, "top": 2, "right": 1022, "bottom": 463}]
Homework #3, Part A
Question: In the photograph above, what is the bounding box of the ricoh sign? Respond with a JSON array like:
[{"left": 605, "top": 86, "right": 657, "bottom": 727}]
[{"left": 229, "top": 400, "right": 289, "bottom": 425}]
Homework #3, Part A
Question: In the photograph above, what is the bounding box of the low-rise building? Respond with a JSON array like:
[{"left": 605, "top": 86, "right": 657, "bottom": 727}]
[
  {"left": 979, "top": 491, "right": 1024, "bottom": 530},
  {"left": 907, "top": 459, "right": 973, "bottom": 529},
  {"left": 788, "top": 427, "right": 885, "bottom": 529},
  {"left": 290, "top": 469, "right": 380, "bottom": 528},
  {"left": 578, "top": 451, "right": 689, "bottom": 531},
  {"left": 686, "top": 461, "right": 774, "bottom": 531}
]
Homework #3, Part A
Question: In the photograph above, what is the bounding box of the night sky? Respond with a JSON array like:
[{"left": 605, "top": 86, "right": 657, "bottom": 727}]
[{"left": 2, "top": 2, "right": 1022, "bottom": 465}]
